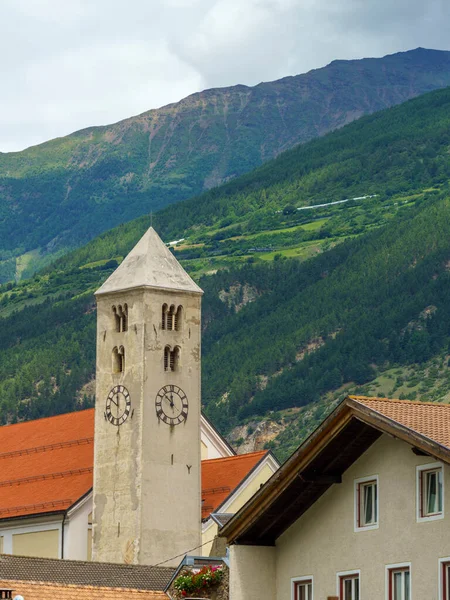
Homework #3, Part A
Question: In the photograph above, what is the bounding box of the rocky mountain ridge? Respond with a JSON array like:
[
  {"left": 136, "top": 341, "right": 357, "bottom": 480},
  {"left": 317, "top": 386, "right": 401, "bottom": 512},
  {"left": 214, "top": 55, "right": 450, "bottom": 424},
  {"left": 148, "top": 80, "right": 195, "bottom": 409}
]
[{"left": 2, "top": 48, "right": 450, "bottom": 281}]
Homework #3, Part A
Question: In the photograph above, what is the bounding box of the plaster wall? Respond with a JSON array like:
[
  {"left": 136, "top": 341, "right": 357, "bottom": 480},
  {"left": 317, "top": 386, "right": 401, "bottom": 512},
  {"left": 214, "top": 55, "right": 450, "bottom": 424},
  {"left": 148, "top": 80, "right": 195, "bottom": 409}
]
[
  {"left": 275, "top": 434, "right": 450, "bottom": 600},
  {"left": 201, "top": 440, "right": 209, "bottom": 460},
  {"left": 64, "top": 495, "right": 92, "bottom": 560},
  {"left": 226, "top": 463, "right": 275, "bottom": 514},
  {"left": 93, "top": 287, "right": 201, "bottom": 566},
  {"left": 229, "top": 545, "right": 276, "bottom": 600}
]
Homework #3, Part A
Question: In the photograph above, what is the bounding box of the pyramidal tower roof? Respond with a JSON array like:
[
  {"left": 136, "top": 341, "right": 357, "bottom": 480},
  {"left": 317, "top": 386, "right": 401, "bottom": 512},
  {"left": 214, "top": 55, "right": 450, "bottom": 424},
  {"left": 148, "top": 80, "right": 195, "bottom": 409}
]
[{"left": 95, "top": 227, "right": 203, "bottom": 296}]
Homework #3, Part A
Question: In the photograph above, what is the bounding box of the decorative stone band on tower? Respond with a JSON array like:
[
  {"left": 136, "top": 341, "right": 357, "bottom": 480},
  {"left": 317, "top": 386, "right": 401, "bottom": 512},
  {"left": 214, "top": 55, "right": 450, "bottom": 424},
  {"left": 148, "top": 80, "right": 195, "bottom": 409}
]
[{"left": 92, "top": 227, "right": 203, "bottom": 567}]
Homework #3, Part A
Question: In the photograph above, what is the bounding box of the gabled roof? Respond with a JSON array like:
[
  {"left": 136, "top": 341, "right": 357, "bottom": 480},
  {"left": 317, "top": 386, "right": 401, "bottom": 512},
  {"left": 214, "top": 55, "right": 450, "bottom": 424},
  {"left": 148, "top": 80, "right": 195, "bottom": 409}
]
[
  {"left": 0, "top": 554, "right": 174, "bottom": 591},
  {"left": 95, "top": 227, "right": 202, "bottom": 296},
  {"left": 0, "top": 409, "right": 261, "bottom": 523},
  {"left": 201, "top": 451, "right": 269, "bottom": 520},
  {"left": 352, "top": 395, "right": 450, "bottom": 447},
  {"left": 222, "top": 396, "right": 450, "bottom": 546},
  {"left": 0, "top": 410, "right": 94, "bottom": 519}
]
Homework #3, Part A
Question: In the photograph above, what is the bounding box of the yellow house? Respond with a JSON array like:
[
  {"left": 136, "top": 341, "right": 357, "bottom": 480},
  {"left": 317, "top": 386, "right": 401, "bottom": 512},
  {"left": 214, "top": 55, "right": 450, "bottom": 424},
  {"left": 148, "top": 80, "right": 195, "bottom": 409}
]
[{"left": 223, "top": 396, "right": 450, "bottom": 600}]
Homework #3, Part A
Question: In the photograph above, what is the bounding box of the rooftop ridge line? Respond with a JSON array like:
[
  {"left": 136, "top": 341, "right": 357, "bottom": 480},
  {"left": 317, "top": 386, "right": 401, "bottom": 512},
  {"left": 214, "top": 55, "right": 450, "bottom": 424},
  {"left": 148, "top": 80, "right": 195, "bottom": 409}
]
[
  {"left": 350, "top": 395, "right": 450, "bottom": 407},
  {"left": 0, "top": 437, "right": 94, "bottom": 461},
  {"left": 0, "top": 467, "right": 93, "bottom": 489}
]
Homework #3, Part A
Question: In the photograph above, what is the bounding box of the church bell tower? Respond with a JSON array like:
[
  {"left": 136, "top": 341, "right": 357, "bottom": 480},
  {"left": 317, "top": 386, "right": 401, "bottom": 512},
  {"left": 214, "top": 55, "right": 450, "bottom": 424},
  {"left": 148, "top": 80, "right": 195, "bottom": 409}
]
[{"left": 92, "top": 227, "right": 202, "bottom": 566}]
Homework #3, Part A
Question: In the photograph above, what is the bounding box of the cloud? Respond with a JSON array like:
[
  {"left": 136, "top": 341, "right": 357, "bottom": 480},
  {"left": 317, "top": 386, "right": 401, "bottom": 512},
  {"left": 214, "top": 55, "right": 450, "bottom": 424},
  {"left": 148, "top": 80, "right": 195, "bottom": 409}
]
[{"left": 0, "top": 0, "right": 449, "bottom": 151}]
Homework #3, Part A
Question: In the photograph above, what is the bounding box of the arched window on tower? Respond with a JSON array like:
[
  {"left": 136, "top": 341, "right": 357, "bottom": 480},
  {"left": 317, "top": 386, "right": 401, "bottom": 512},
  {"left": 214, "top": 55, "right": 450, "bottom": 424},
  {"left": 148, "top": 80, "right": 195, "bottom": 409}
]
[
  {"left": 112, "top": 305, "right": 128, "bottom": 332},
  {"left": 112, "top": 346, "right": 125, "bottom": 373},
  {"left": 164, "top": 345, "right": 180, "bottom": 371},
  {"left": 171, "top": 346, "right": 180, "bottom": 371},
  {"left": 174, "top": 306, "right": 183, "bottom": 331},
  {"left": 121, "top": 304, "right": 128, "bottom": 332},
  {"left": 167, "top": 305, "right": 176, "bottom": 331},
  {"left": 164, "top": 346, "right": 171, "bottom": 371},
  {"left": 112, "top": 306, "right": 121, "bottom": 332},
  {"left": 162, "top": 304, "right": 168, "bottom": 330}
]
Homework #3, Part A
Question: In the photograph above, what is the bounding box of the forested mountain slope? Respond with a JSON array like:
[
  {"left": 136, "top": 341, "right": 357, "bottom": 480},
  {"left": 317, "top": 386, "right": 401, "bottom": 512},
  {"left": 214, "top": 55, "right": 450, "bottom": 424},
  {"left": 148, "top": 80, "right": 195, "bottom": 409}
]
[
  {"left": 3, "top": 84, "right": 450, "bottom": 460},
  {"left": 2, "top": 47, "right": 450, "bottom": 280},
  {"left": 51, "top": 83, "right": 450, "bottom": 277}
]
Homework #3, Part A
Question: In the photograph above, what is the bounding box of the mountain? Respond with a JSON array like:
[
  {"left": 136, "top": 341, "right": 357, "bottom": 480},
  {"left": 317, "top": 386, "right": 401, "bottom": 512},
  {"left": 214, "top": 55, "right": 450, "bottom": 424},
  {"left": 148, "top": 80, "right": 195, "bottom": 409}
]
[
  {"left": 2, "top": 47, "right": 450, "bottom": 281},
  {"left": 2, "top": 84, "right": 450, "bottom": 460}
]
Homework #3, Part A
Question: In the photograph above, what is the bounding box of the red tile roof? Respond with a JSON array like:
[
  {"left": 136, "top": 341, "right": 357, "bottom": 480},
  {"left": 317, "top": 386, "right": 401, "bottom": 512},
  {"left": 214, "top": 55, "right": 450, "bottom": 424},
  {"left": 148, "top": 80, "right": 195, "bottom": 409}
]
[
  {"left": 0, "top": 410, "right": 265, "bottom": 521},
  {"left": 0, "top": 580, "right": 167, "bottom": 599},
  {"left": 201, "top": 451, "right": 268, "bottom": 519},
  {"left": 0, "top": 410, "right": 94, "bottom": 519},
  {"left": 349, "top": 396, "right": 450, "bottom": 449}
]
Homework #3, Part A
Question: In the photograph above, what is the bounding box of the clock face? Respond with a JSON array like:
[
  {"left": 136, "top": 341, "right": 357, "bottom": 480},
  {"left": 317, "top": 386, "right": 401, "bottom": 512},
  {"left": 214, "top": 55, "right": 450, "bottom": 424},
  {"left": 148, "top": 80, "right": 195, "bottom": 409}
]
[
  {"left": 106, "top": 385, "right": 131, "bottom": 426},
  {"left": 155, "top": 385, "right": 189, "bottom": 426}
]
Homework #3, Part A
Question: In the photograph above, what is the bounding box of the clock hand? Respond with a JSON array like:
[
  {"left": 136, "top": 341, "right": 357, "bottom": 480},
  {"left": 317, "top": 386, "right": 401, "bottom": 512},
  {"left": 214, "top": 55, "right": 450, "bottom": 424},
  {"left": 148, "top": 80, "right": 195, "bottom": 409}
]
[{"left": 110, "top": 396, "right": 118, "bottom": 407}]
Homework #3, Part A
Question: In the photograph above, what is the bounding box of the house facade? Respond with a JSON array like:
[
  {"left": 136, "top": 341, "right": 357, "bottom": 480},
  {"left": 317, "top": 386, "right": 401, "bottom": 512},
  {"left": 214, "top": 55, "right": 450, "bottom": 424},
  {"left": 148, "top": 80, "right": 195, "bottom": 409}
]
[{"left": 223, "top": 396, "right": 450, "bottom": 600}]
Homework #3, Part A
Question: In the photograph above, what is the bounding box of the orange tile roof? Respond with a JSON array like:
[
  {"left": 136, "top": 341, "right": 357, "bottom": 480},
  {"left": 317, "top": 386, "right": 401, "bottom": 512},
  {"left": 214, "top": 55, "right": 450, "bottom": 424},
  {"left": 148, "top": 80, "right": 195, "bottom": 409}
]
[
  {"left": 201, "top": 450, "right": 268, "bottom": 519},
  {"left": 0, "top": 410, "right": 94, "bottom": 519},
  {"left": 349, "top": 396, "right": 450, "bottom": 449},
  {"left": 0, "top": 580, "right": 167, "bottom": 599},
  {"left": 0, "top": 409, "right": 264, "bottom": 522}
]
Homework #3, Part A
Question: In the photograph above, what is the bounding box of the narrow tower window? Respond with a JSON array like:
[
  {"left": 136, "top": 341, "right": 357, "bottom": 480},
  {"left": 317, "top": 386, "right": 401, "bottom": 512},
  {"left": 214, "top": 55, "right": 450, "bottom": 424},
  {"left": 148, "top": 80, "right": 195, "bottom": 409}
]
[
  {"left": 164, "top": 346, "right": 171, "bottom": 371},
  {"left": 121, "top": 304, "right": 128, "bottom": 332},
  {"left": 175, "top": 306, "right": 183, "bottom": 331},
  {"left": 112, "top": 305, "right": 128, "bottom": 332},
  {"left": 112, "top": 306, "right": 121, "bottom": 332},
  {"left": 112, "top": 346, "right": 125, "bottom": 373},
  {"left": 167, "top": 305, "right": 175, "bottom": 331},
  {"left": 162, "top": 304, "right": 168, "bottom": 330},
  {"left": 164, "top": 346, "right": 180, "bottom": 371},
  {"left": 171, "top": 346, "right": 180, "bottom": 371}
]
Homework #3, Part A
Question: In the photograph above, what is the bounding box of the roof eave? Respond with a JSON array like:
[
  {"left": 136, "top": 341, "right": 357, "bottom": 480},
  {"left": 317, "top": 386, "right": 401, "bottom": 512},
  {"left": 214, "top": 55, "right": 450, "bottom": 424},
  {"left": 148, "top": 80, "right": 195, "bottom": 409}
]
[
  {"left": 222, "top": 397, "right": 450, "bottom": 545},
  {"left": 221, "top": 400, "right": 354, "bottom": 544},
  {"left": 95, "top": 283, "right": 203, "bottom": 297}
]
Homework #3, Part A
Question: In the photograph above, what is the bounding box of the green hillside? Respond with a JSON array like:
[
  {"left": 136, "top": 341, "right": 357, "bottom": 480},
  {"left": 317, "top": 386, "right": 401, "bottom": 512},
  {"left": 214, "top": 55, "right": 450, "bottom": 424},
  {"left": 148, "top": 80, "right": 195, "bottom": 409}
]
[
  {"left": 2, "top": 48, "right": 450, "bottom": 280},
  {"left": 2, "top": 83, "right": 450, "bottom": 460}
]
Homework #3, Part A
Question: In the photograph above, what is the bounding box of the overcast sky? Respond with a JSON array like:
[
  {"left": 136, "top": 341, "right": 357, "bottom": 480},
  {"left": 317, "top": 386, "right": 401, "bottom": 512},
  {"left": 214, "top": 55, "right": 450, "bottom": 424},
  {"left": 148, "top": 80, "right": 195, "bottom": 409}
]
[{"left": 1, "top": 0, "right": 449, "bottom": 153}]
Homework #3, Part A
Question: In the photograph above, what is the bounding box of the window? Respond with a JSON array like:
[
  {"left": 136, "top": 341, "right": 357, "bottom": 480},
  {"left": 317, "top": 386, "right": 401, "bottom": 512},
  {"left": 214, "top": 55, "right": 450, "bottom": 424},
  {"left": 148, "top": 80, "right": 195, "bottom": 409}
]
[
  {"left": 162, "top": 304, "right": 168, "bottom": 330},
  {"left": 386, "top": 564, "right": 410, "bottom": 600},
  {"left": 417, "top": 462, "right": 444, "bottom": 522},
  {"left": 175, "top": 305, "right": 183, "bottom": 331},
  {"left": 439, "top": 558, "right": 450, "bottom": 600},
  {"left": 292, "top": 577, "right": 313, "bottom": 600},
  {"left": 112, "top": 346, "right": 125, "bottom": 373},
  {"left": 164, "top": 346, "right": 180, "bottom": 372},
  {"left": 338, "top": 572, "right": 360, "bottom": 600},
  {"left": 355, "top": 475, "right": 379, "bottom": 531},
  {"left": 167, "top": 305, "right": 175, "bottom": 331},
  {"left": 112, "top": 304, "right": 128, "bottom": 332},
  {"left": 162, "top": 303, "right": 183, "bottom": 331}
]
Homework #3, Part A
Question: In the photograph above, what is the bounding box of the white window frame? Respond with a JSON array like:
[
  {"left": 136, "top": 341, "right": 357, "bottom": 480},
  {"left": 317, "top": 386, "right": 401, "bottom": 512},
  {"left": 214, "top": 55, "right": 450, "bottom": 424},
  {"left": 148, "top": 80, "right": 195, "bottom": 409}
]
[
  {"left": 416, "top": 462, "right": 444, "bottom": 523},
  {"left": 385, "top": 562, "right": 411, "bottom": 600},
  {"left": 336, "top": 569, "right": 361, "bottom": 600},
  {"left": 438, "top": 556, "right": 450, "bottom": 600},
  {"left": 291, "top": 575, "right": 314, "bottom": 600},
  {"left": 354, "top": 474, "right": 379, "bottom": 532}
]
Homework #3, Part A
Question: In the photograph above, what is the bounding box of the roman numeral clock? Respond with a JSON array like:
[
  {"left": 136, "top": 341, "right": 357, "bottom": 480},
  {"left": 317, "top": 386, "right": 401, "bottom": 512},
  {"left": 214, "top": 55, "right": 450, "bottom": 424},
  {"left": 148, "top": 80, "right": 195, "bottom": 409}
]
[
  {"left": 155, "top": 385, "right": 189, "bottom": 426},
  {"left": 105, "top": 385, "right": 131, "bottom": 426}
]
